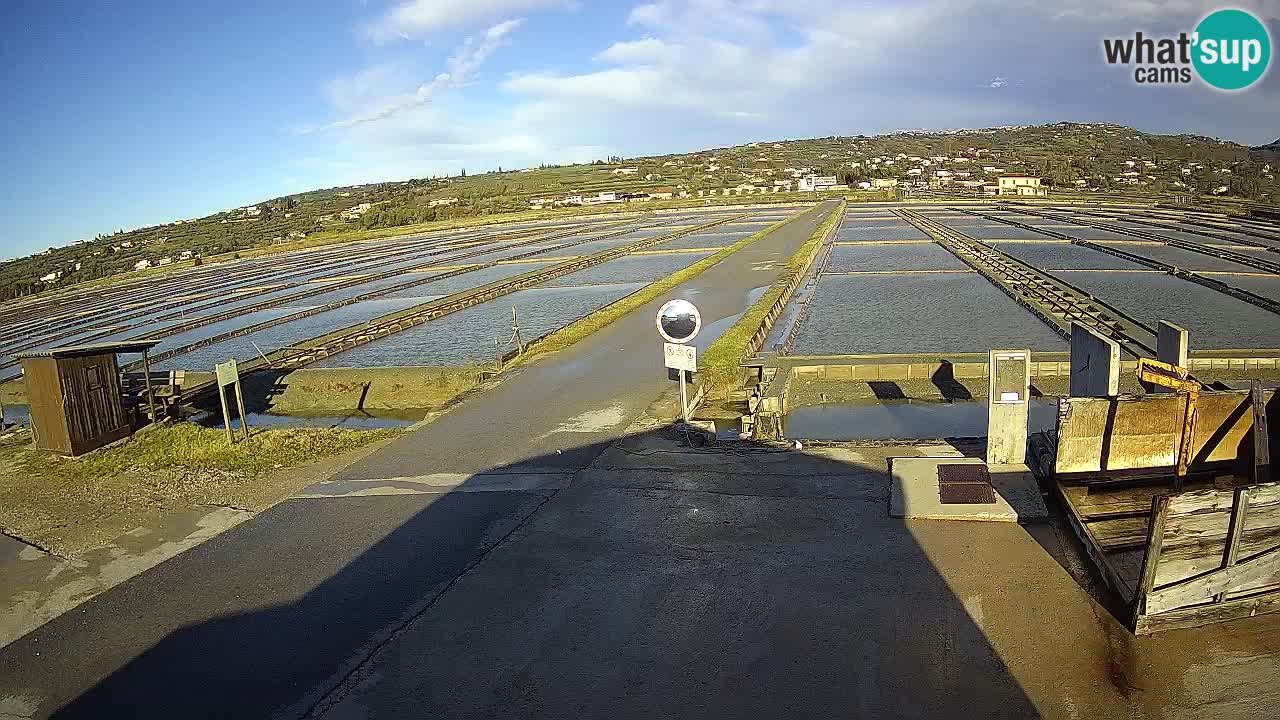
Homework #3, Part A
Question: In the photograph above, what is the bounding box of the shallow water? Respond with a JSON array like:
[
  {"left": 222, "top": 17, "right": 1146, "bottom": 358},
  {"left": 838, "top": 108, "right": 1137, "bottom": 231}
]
[
  {"left": 543, "top": 253, "right": 710, "bottom": 287},
  {"left": 990, "top": 242, "right": 1146, "bottom": 270},
  {"left": 836, "top": 225, "right": 929, "bottom": 242},
  {"left": 826, "top": 243, "right": 968, "bottom": 272},
  {"left": 789, "top": 274, "right": 1067, "bottom": 355},
  {"left": 1114, "top": 244, "right": 1263, "bottom": 273},
  {"left": 785, "top": 398, "right": 1058, "bottom": 440},
  {"left": 315, "top": 283, "right": 644, "bottom": 367},
  {"left": 1054, "top": 270, "right": 1280, "bottom": 349},
  {"left": 659, "top": 231, "right": 752, "bottom": 250},
  {"left": 155, "top": 297, "right": 428, "bottom": 371}
]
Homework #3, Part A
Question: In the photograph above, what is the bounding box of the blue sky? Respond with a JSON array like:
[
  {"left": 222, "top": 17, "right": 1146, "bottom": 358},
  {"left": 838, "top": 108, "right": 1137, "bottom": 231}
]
[{"left": 3, "top": 0, "right": 1279, "bottom": 256}]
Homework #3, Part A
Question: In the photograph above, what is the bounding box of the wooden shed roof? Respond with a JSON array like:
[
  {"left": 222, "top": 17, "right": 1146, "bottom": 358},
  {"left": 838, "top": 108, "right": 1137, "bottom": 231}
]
[{"left": 14, "top": 340, "right": 161, "bottom": 360}]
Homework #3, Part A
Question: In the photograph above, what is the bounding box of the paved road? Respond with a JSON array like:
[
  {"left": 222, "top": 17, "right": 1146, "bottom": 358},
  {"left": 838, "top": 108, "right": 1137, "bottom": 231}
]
[{"left": 0, "top": 201, "right": 836, "bottom": 720}]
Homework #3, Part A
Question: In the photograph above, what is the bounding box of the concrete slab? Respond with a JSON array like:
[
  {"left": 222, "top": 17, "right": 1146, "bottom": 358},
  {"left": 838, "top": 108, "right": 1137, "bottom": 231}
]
[
  {"left": 889, "top": 456, "right": 1048, "bottom": 522},
  {"left": 0, "top": 505, "right": 251, "bottom": 649}
]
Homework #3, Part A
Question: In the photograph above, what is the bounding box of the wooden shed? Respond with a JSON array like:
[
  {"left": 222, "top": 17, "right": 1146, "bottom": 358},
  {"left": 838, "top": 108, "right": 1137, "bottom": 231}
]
[{"left": 15, "top": 340, "right": 160, "bottom": 456}]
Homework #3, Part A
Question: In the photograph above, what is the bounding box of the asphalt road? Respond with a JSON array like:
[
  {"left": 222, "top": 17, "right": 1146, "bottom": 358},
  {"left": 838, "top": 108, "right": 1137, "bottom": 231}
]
[{"left": 0, "top": 201, "right": 836, "bottom": 720}]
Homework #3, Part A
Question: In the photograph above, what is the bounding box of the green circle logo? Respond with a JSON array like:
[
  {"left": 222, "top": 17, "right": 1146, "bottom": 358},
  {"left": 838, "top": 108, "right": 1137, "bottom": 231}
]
[{"left": 1193, "top": 8, "right": 1271, "bottom": 90}]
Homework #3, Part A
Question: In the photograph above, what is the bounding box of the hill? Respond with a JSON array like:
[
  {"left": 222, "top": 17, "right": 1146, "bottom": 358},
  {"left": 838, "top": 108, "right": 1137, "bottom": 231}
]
[
  {"left": 1251, "top": 138, "right": 1280, "bottom": 163},
  {"left": 4, "top": 121, "right": 1276, "bottom": 301}
]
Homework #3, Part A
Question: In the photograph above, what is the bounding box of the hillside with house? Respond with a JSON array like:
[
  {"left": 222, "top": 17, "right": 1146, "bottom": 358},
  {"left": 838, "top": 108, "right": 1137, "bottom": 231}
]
[{"left": 4, "top": 122, "right": 1275, "bottom": 302}]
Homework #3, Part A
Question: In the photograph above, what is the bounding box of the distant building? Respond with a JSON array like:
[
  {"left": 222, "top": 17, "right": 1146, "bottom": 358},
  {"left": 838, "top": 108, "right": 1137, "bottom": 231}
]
[
  {"left": 797, "top": 175, "right": 836, "bottom": 192},
  {"left": 871, "top": 178, "right": 899, "bottom": 189},
  {"left": 997, "top": 175, "right": 1046, "bottom": 196},
  {"left": 158, "top": 256, "right": 174, "bottom": 266},
  {"left": 611, "top": 167, "right": 639, "bottom": 175},
  {"left": 39, "top": 271, "right": 60, "bottom": 283},
  {"left": 585, "top": 191, "right": 620, "bottom": 205},
  {"left": 134, "top": 259, "right": 152, "bottom": 270},
  {"left": 427, "top": 198, "right": 458, "bottom": 208}
]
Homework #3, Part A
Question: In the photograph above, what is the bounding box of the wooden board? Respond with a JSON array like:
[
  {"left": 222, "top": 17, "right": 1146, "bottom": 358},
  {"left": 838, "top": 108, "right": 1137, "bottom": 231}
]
[
  {"left": 1154, "top": 483, "right": 1280, "bottom": 589},
  {"left": 1054, "top": 390, "right": 1274, "bottom": 477}
]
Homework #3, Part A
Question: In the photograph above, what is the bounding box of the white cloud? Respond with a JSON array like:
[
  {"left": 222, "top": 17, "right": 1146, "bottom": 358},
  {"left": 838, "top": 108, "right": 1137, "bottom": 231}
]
[
  {"left": 497, "top": 0, "right": 1280, "bottom": 152},
  {"left": 448, "top": 19, "right": 524, "bottom": 79},
  {"left": 595, "top": 38, "right": 671, "bottom": 64},
  {"left": 307, "top": 19, "right": 523, "bottom": 133},
  {"left": 367, "top": 0, "right": 564, "bottom": 41},
  {"left": 305, "top": 0, "right": 1280, "bottom": 189},
  {"left": 1045, "top": 0, "right": 1280, "bottom": 22}
]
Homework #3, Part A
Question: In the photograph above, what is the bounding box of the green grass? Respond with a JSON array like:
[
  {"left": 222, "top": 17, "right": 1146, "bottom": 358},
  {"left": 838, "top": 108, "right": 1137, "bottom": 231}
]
[
  {"left": 0, "top": 423, "right": 401, "bottom": 556},
  {"left": 698, "top": 200, "right": 845, "bottom": 395},
  {"left": 509, "top": 207, "right": 817, "bottom": 367},
  {"left": 59, "top": 423, "right": 401, "bottom": 478}
]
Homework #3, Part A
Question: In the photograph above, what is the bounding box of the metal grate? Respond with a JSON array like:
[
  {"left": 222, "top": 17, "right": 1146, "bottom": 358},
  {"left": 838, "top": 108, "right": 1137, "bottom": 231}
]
[{"left": 937, "top": 464, "right": 997, "bottom": 504}]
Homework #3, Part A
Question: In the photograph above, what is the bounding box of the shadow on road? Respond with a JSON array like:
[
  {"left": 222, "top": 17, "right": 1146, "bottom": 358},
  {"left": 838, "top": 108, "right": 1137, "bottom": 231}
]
[{"left": 5, "top": 427, "right": 1042, "bottom": 719}]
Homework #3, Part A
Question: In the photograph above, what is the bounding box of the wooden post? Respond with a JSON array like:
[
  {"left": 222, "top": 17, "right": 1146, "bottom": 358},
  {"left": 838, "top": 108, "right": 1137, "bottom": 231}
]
[
  {"left": 1215, "top": 487, "right": 1251, "bottom": 604},
  {"left": 1132, "top": 495, "right": 1171, "bottom": 629},
  {"left": 234, "top": 378, "right": 250, "bottom": 440},
  {"left": 142, "top": 349, "right": 157, "bottom": 422},
  {"left": 1173, "top": 389, "right": 1199, "bottom": 492},
  {"left": 1252, "top": 380, "right": 1270, "bottom": 486},
  {"left": 219, "top": 386, "right": 234, "bottom": 447}
]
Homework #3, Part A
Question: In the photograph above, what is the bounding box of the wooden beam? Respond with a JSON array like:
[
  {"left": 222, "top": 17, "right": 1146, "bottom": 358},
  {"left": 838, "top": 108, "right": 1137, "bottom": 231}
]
[
  {"left": 1147, "top": 543, "right": 1280, "bottom": 615},
  {"left": 1136, "top": 592, "right": 1280, "bottom": 635},
  {"left": 1216, "top": 487, "right": 1251, "bottom": 604},
  {"left": 1131, "top": 494, "right": 1171, "bottom": 629},
  {"left": 1254, "top": 380, "right": 1271, "bottom": 486}
]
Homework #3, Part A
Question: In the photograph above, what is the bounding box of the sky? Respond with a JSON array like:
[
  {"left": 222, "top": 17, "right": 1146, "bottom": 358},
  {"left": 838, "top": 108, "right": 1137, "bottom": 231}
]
[{"left": 3, "top": 0, "right": 1279, "bottom": 256}]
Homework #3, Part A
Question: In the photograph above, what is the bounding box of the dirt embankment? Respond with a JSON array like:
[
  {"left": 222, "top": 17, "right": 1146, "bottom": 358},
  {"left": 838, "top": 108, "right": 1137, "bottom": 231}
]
[
  {"left": 238, "top": 366, "right": 486, "bottom": 416},
  {"left": 0, "top": 423, "right": 400, "bottom": 557}
]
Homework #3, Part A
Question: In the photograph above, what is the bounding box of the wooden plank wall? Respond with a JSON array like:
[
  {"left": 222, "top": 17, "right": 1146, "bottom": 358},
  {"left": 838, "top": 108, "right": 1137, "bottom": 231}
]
[
  {"left": 22, "top": 356, "right": 71, "bottom": 454},
  {"left": 1055, "top": 390, "right": 1277, "bottom": 477},
  {"left": 1151, "top": 483, "right": 1280, "bottom": 606},
  {"left": 56, "top": 354, "right": 129, "bottom": 455}
]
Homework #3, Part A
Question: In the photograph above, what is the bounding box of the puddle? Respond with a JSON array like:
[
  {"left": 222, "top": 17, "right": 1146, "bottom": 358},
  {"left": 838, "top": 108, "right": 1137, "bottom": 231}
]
[
  {"left": 1, "top": 403, "right": 30, "bottom": 428},
  {"left": 785, "top": 398, "right": 1058, "bottom": 440}
]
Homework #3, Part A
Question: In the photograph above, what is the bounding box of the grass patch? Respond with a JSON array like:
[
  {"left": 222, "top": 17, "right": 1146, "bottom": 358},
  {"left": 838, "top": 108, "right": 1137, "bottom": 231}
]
[
  {"left": 246, "top": 366, "right": 485, "bottom": 415},
  {"left": 508, "top": 207, "right": 818, "bottom": 367},
  {"left": 698, "top": 200, "right": 845, "bottom": 395},
  {"left": 0, "top": 423, "right": 400, "bottom": 556}
]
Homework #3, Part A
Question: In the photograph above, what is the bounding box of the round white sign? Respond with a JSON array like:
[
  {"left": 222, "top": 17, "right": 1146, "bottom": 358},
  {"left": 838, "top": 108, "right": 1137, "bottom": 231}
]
[{"left": 656, "top": 299, "right": 701, "bottom": 344}]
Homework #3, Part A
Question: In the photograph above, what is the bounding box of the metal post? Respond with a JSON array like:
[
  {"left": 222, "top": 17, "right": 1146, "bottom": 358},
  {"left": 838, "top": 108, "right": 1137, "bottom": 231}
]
[
  {"left": 142, "top": 349, "right": 156, "bottom": 422},
  {"left": 678, "top": 370, "right": 689, "bottom": 424},
  {"left": 511, "top": 306, "right": 524, "bottom": 355}
]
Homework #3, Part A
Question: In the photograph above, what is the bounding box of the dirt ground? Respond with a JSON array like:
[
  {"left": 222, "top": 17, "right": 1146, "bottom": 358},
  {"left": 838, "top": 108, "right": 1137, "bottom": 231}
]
[{"left": 0, "top": 423, "right": 400, "bottom": 558}]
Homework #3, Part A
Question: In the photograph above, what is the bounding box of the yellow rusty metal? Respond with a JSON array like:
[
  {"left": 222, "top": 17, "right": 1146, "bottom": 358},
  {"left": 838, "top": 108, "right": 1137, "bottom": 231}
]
[
  {"left": 1135, "top": 358, "right": 1202, "bottom": 489},
  {"left": 1055, "top": 390, "right": 1268, "bottom": 478}
]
